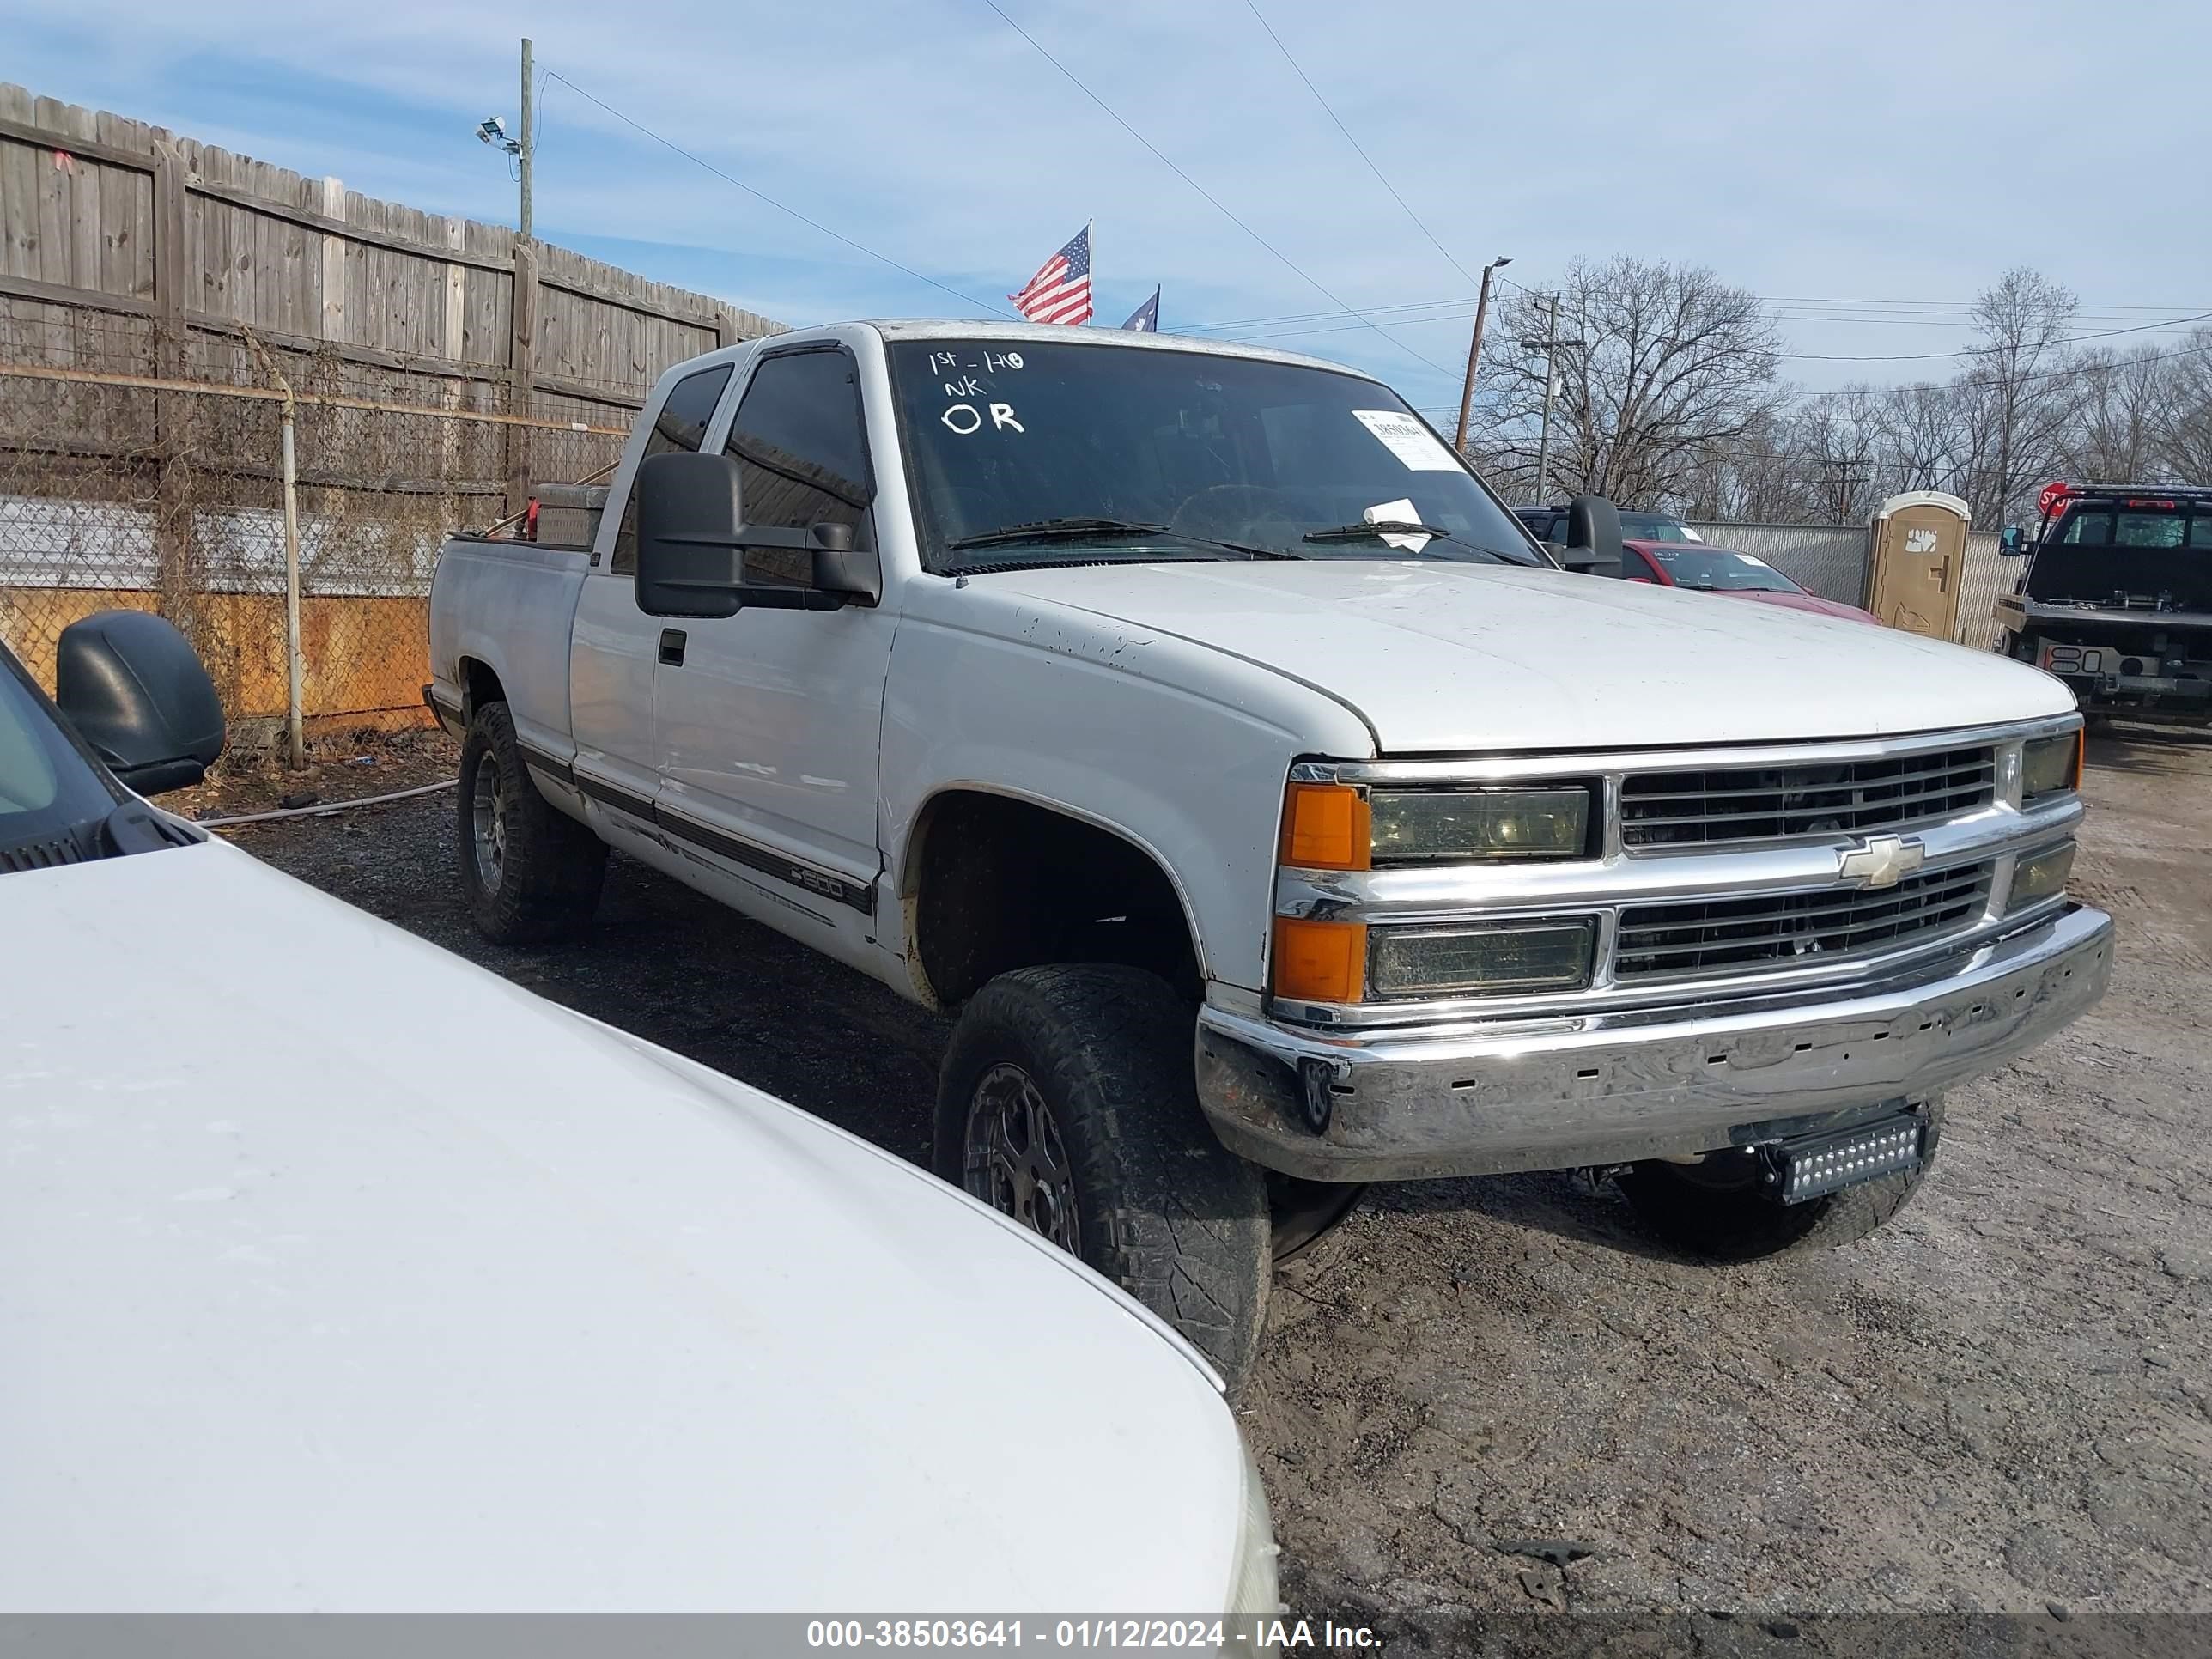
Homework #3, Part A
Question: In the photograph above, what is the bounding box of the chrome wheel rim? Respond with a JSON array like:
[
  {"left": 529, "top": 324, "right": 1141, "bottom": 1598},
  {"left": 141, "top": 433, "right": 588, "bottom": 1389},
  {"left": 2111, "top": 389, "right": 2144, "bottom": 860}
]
[
  {"left": 963, "top": 1063, "right": 1081, "bottom": 1255},
  {"left": 471, "top": 758, "right": 507, "bottom": 892}
]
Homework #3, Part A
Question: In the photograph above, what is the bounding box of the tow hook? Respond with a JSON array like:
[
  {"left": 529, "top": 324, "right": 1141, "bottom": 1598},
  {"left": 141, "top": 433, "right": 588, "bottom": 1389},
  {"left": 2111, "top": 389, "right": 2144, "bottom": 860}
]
[{"left": 1573, "top": 1163, "right": 1640, "bottom": 1194}]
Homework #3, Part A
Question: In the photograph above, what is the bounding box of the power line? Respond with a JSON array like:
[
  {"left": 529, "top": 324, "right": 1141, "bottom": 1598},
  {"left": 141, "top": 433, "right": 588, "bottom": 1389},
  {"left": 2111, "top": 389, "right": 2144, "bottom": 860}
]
[
  {"left": 1774, "top": 310, "right": 2212, "bottom": 362},
  {"left": 979, "top": 0, "right": 1459, "bottom": 381},
  {"left": 542, "top": 69, "right": 1017, "bottom": 319},
  {"left": 1414, "top": 329, "right": 2212, "bottom": 425},
  {"left": 1238, "top": 0, "right": 1483, "bottom": 291},
  {"left": 1200, "top": 301, "right": 2212, "bottom": 366},
  {"left": 1182, "top": 292, "right": 2212, "bottom": 337},
  {"left": 1200, "top": 310, "right": 2212, "bottom": 360},
  {"left": 1199, "top": 301, "right": 2212, "bottom": 340},
  {"left": 1757, "top": 294, "right": 2208, "bottom": 312}
]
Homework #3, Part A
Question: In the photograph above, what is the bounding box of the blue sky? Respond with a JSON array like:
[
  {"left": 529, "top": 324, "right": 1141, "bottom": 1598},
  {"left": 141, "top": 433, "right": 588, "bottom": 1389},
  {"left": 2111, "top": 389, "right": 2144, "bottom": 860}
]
[{"left": 12, "top": 0, "right": 2211, "bottom": 420}]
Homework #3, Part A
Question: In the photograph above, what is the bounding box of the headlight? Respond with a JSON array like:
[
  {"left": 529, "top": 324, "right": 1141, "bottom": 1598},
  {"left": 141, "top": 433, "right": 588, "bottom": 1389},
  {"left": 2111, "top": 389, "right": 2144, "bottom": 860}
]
[
  {"left": 2022, "top": 730, "right": 2082, "bottom": 799},
  {"left": 1226, "top": 1439, "right": 1282, "bottom": 1625},
  {"left": 1369, "top": 918, "right": 1595, "bottom": 998},
  {"left": 2008, "top": 842, "right": 2075, "bottom": 913},
  {"left": 1370, "top": 786, "right": 1590, "bottom": 862}
]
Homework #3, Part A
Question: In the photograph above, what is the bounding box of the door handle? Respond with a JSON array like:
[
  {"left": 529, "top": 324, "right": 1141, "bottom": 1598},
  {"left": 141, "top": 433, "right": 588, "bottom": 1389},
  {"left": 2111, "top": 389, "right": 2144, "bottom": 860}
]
[{"left": 659, "top": 629, "right": 688, "bottom": 666}]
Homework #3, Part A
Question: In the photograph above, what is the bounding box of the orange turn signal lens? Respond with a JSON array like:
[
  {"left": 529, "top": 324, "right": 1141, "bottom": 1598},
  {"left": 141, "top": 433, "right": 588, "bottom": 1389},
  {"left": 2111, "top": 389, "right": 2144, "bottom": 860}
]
[
  {"left": 1272, "top": 917, "right": 1368, "bottom": 1004},
  {"left": 1280, "top": 782, "right": 1371, "bottom": 872}
]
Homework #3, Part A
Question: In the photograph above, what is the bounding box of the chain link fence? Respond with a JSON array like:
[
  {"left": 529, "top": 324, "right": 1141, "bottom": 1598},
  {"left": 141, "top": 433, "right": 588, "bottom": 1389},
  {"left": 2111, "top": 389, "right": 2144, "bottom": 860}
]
[{"left": 0, "top": 309, "right": 632, "bottom": 748}]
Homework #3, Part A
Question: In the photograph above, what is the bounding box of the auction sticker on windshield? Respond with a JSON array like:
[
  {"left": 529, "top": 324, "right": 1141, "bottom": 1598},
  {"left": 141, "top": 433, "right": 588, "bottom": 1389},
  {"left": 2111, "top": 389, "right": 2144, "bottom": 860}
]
[{"left": 1352, "top": 410, "right": 1460, "bottom": 471}]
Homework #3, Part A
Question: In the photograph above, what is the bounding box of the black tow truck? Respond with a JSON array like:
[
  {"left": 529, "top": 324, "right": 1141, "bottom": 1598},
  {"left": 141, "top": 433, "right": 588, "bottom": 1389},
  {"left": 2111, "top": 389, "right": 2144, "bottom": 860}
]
[{"left": 1996, "top": 481, "right": 2212, "bottom": 725}]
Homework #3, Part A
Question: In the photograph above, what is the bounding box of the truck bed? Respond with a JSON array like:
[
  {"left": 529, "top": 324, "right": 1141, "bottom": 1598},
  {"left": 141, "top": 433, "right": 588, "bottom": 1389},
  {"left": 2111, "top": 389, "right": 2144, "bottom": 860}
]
[{"left": 428, "top": 534, "right": 592, "bottom": 760}]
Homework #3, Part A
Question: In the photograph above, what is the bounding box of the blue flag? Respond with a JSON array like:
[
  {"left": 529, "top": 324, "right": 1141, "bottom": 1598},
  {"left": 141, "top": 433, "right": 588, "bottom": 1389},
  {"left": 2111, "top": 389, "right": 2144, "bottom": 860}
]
[{"left": 1121, "top": 288, "right": 1160, "bottom": 331}]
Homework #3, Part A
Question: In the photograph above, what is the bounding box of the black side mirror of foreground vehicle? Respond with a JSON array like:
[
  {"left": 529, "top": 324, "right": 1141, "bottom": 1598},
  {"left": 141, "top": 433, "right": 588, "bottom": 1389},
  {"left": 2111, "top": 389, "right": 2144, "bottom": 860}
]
[
  {"left": 1555, "top": 495, "right": 1625, "bottom": 580},
  {"left": 635, "top": 451, "right": 882, "bottom": 618},
  {"left": 2000, "top": 525, "right": 2027, "bottom": 556},
  {"left": 54, "top": 610, "right": 225, "bottom": 795}
]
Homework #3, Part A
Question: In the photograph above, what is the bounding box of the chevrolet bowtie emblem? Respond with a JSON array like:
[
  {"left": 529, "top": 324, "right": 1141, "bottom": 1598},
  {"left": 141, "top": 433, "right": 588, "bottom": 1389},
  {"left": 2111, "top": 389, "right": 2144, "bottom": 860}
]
[{"left": 1838, "top": 833, "right": 1924, "bottom": 889}]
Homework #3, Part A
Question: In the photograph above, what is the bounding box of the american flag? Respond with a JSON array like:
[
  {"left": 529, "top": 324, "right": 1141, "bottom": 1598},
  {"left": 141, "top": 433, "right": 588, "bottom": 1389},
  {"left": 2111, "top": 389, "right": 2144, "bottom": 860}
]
[{"left": 1010, "top": 223, "right": 1093, "bottom": 325}]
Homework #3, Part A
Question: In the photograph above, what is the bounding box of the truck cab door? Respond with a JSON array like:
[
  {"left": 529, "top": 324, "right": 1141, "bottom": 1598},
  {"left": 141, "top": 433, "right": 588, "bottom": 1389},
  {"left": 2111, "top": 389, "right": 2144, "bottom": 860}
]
[
  {"left": 570, "top": 361, "right": 737, "bottom": 823},
  {"left": 650, "top": 343, "right": 892, "bottom": 939}
]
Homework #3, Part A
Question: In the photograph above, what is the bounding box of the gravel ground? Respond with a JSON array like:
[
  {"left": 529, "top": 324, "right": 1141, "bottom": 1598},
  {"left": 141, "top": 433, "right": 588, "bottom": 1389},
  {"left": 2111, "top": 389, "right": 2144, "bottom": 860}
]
[{"left": 235, "top": 727, "right": 2211, "bottom": 1629}]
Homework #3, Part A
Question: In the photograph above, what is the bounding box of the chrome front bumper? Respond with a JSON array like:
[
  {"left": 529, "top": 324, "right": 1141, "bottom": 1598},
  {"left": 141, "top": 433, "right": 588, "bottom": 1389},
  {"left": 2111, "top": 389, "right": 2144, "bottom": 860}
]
[{"left": 1194, "top": 903, "right": 2113, "bottom": 1182}]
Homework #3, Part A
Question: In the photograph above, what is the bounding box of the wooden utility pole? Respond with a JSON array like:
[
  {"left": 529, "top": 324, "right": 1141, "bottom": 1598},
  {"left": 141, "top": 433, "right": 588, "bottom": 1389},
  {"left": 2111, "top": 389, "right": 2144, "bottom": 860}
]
[
  {"left": 1524, "top": 292, "right": 1563, "bottom": 502},
  {"left": 1453, "top": 256, "right": 1510, "bottom": 457},
  {"left": 1817, "top": 453, "right": 1871, "bottom": 525},
  {"left": 519, "top": 38, "right": 535, "bottom": 241}
]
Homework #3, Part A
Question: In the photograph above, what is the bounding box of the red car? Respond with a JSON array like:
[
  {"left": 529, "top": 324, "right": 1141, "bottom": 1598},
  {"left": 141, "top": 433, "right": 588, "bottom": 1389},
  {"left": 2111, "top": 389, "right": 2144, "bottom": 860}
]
[{"left": 1621, "top": 540, "right": 1882, "bottom": 625}]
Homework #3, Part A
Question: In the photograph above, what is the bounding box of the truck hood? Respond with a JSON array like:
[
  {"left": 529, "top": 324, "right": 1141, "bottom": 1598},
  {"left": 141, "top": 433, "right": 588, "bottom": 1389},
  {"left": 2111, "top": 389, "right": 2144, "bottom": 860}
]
[
  {"left": 0, "top": 842, "right": 1241, "bottom": 1612},
  {"left": 981, "top": 560, "right": 2071, "bottom": 750}
]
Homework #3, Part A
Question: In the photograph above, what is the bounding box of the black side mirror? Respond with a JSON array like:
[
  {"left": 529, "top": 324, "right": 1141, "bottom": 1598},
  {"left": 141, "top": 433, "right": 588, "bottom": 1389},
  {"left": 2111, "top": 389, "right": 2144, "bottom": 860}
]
[
  {"left": 1557, "top": 495, "right": 1625, "bottom": 579},
  {"left": 635, "top": 451, "right": 881, "bottom": 617},
  {"left": 54, "top": 610, "right": 225, "bottom": 794},
  {"left": 1999, "top": 526, "right": 2027, "bottom": 556},
  {"left": 635, "top": 451, "right": 748, "bottom": 618},
  {"left": 804, "top": 521, "right": 884, "bottom": 608}
]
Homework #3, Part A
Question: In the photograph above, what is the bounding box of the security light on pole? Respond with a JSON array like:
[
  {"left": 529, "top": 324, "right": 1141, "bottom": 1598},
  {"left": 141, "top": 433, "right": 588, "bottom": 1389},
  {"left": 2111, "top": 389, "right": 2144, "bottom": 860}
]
[{"left": 473, "top": 38, "right": 535, "bottom": 241}]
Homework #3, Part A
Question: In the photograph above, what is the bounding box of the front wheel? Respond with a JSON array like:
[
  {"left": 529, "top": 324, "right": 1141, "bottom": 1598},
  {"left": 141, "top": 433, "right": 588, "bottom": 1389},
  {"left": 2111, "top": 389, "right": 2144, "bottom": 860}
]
[
  {"left": 1616, "top": 1099, "right": 1944, "bottom": 1263},
  {"left": 934, "top": 965, "right": 1272, "bottom": 1394}
]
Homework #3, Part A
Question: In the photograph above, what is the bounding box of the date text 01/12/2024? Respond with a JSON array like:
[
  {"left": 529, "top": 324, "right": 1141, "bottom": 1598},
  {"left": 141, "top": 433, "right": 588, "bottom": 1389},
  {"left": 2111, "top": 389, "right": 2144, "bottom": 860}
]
[{"left": 802, "top": 1618, "right": 1382, "bottom": 1650}]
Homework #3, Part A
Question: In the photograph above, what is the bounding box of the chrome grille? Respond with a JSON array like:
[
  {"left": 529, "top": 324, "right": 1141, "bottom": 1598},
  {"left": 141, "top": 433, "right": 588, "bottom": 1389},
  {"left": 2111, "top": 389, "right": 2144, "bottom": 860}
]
[
  {"left": 1620, "top": 745, "right": 1997, "bottom": 848},
  {"left": 1614, "top": 860, "right": 1994, "bottom": 981}
]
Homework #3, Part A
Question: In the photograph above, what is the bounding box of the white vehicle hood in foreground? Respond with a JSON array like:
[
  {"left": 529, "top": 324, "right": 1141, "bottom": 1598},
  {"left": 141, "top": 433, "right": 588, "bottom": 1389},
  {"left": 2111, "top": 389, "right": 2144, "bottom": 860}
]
[
  {"left": 0, "top": 842, "right": 1242, "bottom": 1613},
  {"left": 978, "top": 560, "right": 2072, "bottom": 751}
]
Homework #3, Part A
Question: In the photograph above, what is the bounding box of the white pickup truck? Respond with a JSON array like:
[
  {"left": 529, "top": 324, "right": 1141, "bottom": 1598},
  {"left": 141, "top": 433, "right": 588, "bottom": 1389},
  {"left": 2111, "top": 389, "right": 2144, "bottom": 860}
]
[{"left": 429, "top": 320, "right": 2113, "bottom": 1389}]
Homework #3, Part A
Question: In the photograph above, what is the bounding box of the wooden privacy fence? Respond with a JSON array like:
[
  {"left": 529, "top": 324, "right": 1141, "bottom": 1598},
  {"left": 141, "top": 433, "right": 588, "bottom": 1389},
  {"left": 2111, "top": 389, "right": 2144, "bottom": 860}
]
[{"left": 0, "top": 83, "right": 782, "bottom": 743}]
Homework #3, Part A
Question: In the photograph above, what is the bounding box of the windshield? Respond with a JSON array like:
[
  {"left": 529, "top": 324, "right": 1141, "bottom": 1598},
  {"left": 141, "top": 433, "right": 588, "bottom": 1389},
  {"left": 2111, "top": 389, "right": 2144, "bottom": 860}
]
[
  {"left": 1, "top": 647, "right": 126, "bottom": 867},
  {"left": 2031, "top": 505, "right": 2212, "bottom": 610},
  {"left": 1621, "top": 513, "right": 1701, "bottom": 542},
  {"left": 1646, "top": 545, "right": 1802, "bottom": 593},
  {"left": 885, "top": 340, "right": 1545, "bottom": 574}
]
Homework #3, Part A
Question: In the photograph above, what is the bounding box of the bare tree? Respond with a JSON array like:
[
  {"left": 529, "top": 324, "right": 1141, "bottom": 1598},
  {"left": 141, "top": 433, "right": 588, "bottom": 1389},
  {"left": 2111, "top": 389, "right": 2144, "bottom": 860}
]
[
  {"left": 2060, "top": 344, "right": 2172, "bottom": 484},
  {"left": 1789, "top": 386, "right": 1893, "bottom": 523},
  {"left": 1475, "top": 258, "right": 1788, "bottom": 508},
  {"left": 1955, "top": 268, "right": 2079, "bottom": 524},
  {"left": 2160, "top": 328, "right": 2212, "bottom": 483},
  {"left": 1874, "top": 381, "right": 1970, "bottom": 498},
  {"left": 1464, "top": 261, "right": 2212, "bottom": 527},
  {"left": 1671, "top": 408, "right": 1798, "bottom": 522}
]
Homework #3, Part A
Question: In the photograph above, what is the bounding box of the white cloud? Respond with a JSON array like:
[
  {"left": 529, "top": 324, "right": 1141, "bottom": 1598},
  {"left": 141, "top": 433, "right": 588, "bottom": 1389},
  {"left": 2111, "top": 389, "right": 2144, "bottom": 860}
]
[{"left": 12, "top": 0, "right": 2212, "bottom": 408}]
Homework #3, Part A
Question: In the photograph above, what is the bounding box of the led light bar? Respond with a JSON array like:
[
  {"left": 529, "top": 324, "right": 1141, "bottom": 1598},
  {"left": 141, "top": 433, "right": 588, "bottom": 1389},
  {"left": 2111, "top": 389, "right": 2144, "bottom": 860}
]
[{"left": 1776, "top": 1116, "right": 1925, "bottom": 1206}]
